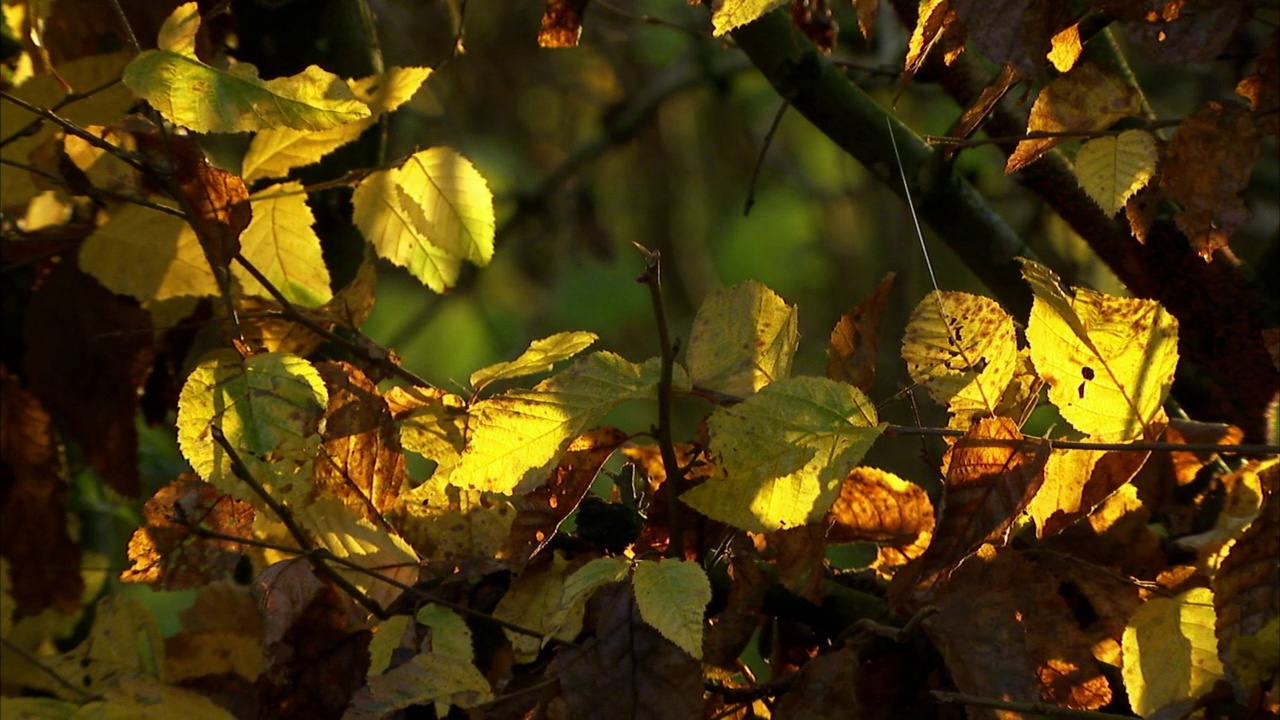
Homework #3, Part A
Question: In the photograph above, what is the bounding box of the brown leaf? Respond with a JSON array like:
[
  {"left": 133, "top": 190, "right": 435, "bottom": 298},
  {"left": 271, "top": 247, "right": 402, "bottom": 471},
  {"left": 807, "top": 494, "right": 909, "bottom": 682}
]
[
  {"left": 1214, "top": 493, "right": 1279, "bottom": 684},
  {"left": 0, "top": 369, "right": 83, "bottom": 616},
  {"left": 903, "top": 0, "right": 966, "bottom": 84},
  {"left": 504, "top": 426, "right": 628, "bottom": 571},
  {"left": 952, "top": 0, "right": 1072, "bottom": 79},
  {"left": 767, "top": 523, "right": 827, "bottom": 605},
  {"left": 557, "top": 582, "right": 703, "bottom": 720},
  {"left": 771, "top": 645, "right": 864, "bottom": 718},
  {"left": 121, "top": 474, "right": 255, "bottom": 590},
  {"left": 1162, "top": 419, "right": 1244, "bottom": 485},
  {"left": 826, "top": 272, "right": 894, "bottom": 392},
  {"left": 1237, "top": 30, "right": 1279, "bottom": 137},
  {"left": 826, "top": 466, "right": 934, "bottom": 547},
  {"left": 924, "top": 545, "right": 1111, "bottom": 715},
  {"left": 1038, "top": 552, "right": 1143, "bottom": 666},
  {"left": 1124, "top": 182, "right": 1162, "bottom": 244},
  {"left": 1161, "top": 101, "right": 1260, "bottom": 259},
  {"left": 1118, "top": 0, "right": 1250, "bottom": 66},
  {"left": 1047, "top": 22, "right": 1082, "bottom": 72},
  {"left": 1029, "top": 445, "right": 1152, "bottom": 539},
  {"left": 308, "top": 362, "right": 406, "bottom": 523},
  {"left": 852, "top": 0, "right": 878, "bottom": 41},
  {"left": 22, "top": 261, "right": 153, "bottom": 495},
  {"left": 538, "top": 0, "right": 589, "bottom": 48},
  {"left": 1007, "top": 63, "right": 1141, "bottom": 173},
  {"left": 890, "top": 417, "right": 1049, "bottom": 608},
  {"left": 624, "top": 442, "right": 723, "bottom": 560},
  {"left": 173, "top": 140, "right": 251, "bottom": 275},
  {"left": 790, "top": 0, "right": 839, "bottom": 55},
  {"left": 705, "top": 535, "right": 769, "bottom": 669},
  {"left": 165, "top": 580, "right": 265, "bottom": 683}
]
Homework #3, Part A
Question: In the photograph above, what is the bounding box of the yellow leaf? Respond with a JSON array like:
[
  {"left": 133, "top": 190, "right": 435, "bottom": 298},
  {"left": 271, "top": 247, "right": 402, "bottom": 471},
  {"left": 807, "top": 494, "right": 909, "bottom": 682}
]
[
  {"left": 901, "top": 291, "right": 1018, "bottom": 424},
  {"left": 386, "top": 386, "right": 468, "bottom": 488},
  {"left": 711, "top": 0, "right": 789, "bottom": 36},
  {"left": 394, "top": 497, "right": 513, "bottom": 563},
  {"left": 393, "top": 147, "right": 496, "bottom": 266},
  {"left": 470, "top": 331, "right": 599, "bottom": 392},
  {"left": 122, "top": 4, "right": 369, "bottom": 134},
  {"left": 242, "top": 66, "right": 432, "bottom": 183},
  {"left": 448, "top": 352, "right": 684, "bottom": 494},
  {"left": 1008, "top": 63, "right": 1141, "bottom": 173},
  {"left": 352, "top": 163, "right": 462, "bottom": 293},
  {"left": 686, "top": 280, "right": 799, "bottom": 397},
  {"left": 1048, "top": 23, "right": 1083, "bottom": 72},
  {"left": 493, "top": 553, "right": 582, "bottom": 663},
  {"left": 1020, "top": 259, "right": 1178, "bottom": 442},
  {"left": 234, "top": 182, "right": 332, "bottom": 306},
  {"left": 293, "top": 497, "right": 419, "bottom": 611},
  {"left": 904, "top": 0, "right": 964, "bottom": 81},
  {"left": 176, "top": 350, "right": 327, "bottom": 505},
  {"left": 561, "top": 557, "right": 632, "bottom": 612},
  {"left": 632, "top": 559, "right": 712, "bottom": 660},
  {"left": 681, "top": 376, "right": 883, "bottom": 532},
  {"left": 1123, "top": 587, "right": 1223, "bottom": 718},
  {"left": 79, "top": 202, "right": 218, "bottom": 302},
  {"left": 1075, "top": 130, "right": 1158, "bottom": 217}
]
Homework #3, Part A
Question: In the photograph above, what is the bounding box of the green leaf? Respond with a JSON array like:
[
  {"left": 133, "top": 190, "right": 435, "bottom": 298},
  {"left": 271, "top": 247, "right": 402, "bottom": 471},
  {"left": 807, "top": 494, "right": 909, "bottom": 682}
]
[
  {"left": 447, "top": 352, "right": 686, "bottom": 494},
  {"left": 351, "top": 162, "right": 461, "bottom": 293},
  {"left": 1020, "top": 258, "right": 1179, "bottom": 442},
  {"left": 242, "top": 66, "right": 431, "bottom": 183},
  {"left": 416, "top": 605, "right": 476, "bottom": 661},
  {"left": 711, "top": 0, "right": 789, "bottom": 36},
  {"left": 1122, "top": 587, "right": 1223, "bottom": 717},
  {"left": 176, "top": 350, "right": 327, "bottom": 505},
  {"left": 293, "top": 498, "right": 419, "bottom": 611},
  {"left": 469, "top": 331, "right": 599, "bottom": 392},
  {"left": 122, "top": 3, "right": 369, "bottom": 134},
  {"left": 685, "top": 280, "right": 799, "bottom": 397},
  {"left": 79, "top": 202, "right": 218, "bottom": 302},
  {"left": 632, "top": 559, "right": 711, "bottom": 660},
  {"left": 901, "top": 291, "right": 1018, "bottom": 423},
  {"left": 562, "top": 557, "right": 632, "bottom": 611},
  {"left": 233, "top": 182, "right": 332, "bottom": 306},
  {"left": 393, "top": 147, "right": 496, "bottom": 266},
  {"left": 681, "top": 376, "right": 883, "bottom": 532},
  {"left": 1075, "top": 130, "right": 1159, "bottom": 216}
]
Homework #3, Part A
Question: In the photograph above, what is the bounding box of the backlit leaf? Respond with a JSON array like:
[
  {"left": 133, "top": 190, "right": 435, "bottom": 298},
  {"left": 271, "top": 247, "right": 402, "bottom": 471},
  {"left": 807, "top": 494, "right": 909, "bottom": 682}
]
[
  {"left": 562, "top": 557, "right": 632, "bottom": 612},
  {"left": 1123, "top": 587, "right": 1223, "bottom": 717},
  {"left": 539, "top": 0, "right": 589, "bottom": 48},
  {"left": 1021, "top": 258, "right": 1178, "bottom": 442},
  {"left": 386, "top": 386, "right": 468, "bottom": 487},
  {"left": 176, "top": 350, "right": 328, "bottom": 505},
  {"left": 494, "top": 553, "right": 582, "bottom": 662},
  {"left": 903, "top": 0, "right": 965, "bottom": 83},
  {"left": 1214, "top": 492, "right": 1279, "bottom": 690},
  {"left": 826, "top": 272, "right": 894, "bottom": 392},
  {"left": 825, "top": 467, "right": 934, "bottom": 547},
  {"left": 393, "top": 147, "right": 496, "bottom": 267},
  {"left": 80, "top": 202, "right": 218, "bottom": 302},
  {"left": 1075, "top": 130, "right": 1158, "bottom": 217},
  {"left": 470, "top": 331, "right": 598, "bottom": 392},
  {"left": 632, "top": 559, "right": 711, "bottom": 660},
  {"left": 952, "top": 0, "right": 1070, "bottom": 78},
  {"left": 234, "top": 182, "right": 332, "bottom": 307},
  {"left": 294, "top": 497, "right": 419, "bottom": 611},
  {"left": 448, "top": 352, "right": 682, "bottom": 494},
  {"left": 352, "top": 165, "right": 461, "bottom": 293},
  {"left": 710, "top": 0, "right": 789, "bottom": 36},
  {"left": 686, "top": 280, "right": 798, "bottom": 397},
  {"left": 1008, "top": 63, "right": 1141, "bottom": 173},
  {"left": 123, "top": 4, "right": 369, "bottom": 134},
  {"left": 394, "top": 495, "right": 513, "bottom": 564},
  {"left": 1027, "top": 446, "right": 1150, "bottom": 538},
  {"left": 681, "top": 376, "right": 883, "bottom": 533},
  {"left": 901, "top": 290, "right": 1017, "bottom": 423}
]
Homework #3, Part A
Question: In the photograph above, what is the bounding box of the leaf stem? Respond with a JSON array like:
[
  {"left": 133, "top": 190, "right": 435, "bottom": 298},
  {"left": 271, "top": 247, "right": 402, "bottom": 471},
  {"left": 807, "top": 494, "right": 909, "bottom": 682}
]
[
  {"left": 883, "top": 424, "right": 1279, "bottom": 455},
  {"left": 636, "top": 245, "right": 686, "bottom": 560},
  {"left": 932, "top": 690, "right": 1131, "bottom": 719}
]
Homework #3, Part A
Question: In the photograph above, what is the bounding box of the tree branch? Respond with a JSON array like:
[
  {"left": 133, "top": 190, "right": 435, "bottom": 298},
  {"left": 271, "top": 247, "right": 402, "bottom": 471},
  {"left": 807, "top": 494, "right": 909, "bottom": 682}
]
[{"left": 932, "top": 691, "right": 1131, "bottom": 719}]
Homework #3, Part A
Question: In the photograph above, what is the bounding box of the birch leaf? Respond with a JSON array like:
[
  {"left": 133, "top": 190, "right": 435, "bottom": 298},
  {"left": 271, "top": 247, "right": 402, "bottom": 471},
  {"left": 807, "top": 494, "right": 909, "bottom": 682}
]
[{"left": 632, "top": 559, "right": 711, "bottom": 660}]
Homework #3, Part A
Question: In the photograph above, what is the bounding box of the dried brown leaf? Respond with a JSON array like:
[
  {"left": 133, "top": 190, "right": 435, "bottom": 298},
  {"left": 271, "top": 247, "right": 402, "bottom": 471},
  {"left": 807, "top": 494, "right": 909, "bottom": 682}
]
[
  {"left": 165, "top": 580, "right": 264, "bottom": 683},
  {"left": 121, "top": 474, "right": 254, "bottom": 590},
  {"left": 1118, "top": 0, "right": 1250, "bottom": 65},
  {"left": 705, "top": 536, "right": 769, "bottom": 669},
  {"left": 1237, "top": 30, "right": 1279, "bottom": 137},
  {"left": 771, "top": 645, "right": 864, "bottom": 718},
  {"left": 852, "top": 0, "right": 878, "bottom": 41},
  {"left": 173, "top": 140, "right": 250, "bottom": 274},
  {"left": 1124, "top": 182, "right": 1162, "bottom": 244},
  {"left": 826, "top": 466, "right": 934, "bottom": 547},
  {"left": 952, "top": 0, "right": 1071, "bottom": 78},
  {"left": 1161, "top": 101, "right": 1260, "bottom": 259},
  {"left": 538, "top": 0, "right": 590, "bottom": 48},
  {"left": 504, "top": 426, "right": 628, "bottom": 571},
  {"left": 1162, "top": 419, "right": 1244, "bottom": 486},
  {"left": 790, "top": 0, "right": 839, "bottom": 55},
  {"left": 903, "top": 0, "right": 965, "bottom": 83},
  {"left": 1048, "top": 22, "right": 1082, "bottom": 72},
  {"left": 1007, "top": 63, "right": 1141, "bottom": 173},
  {"left": 557, "top": 582, "right": 702, "bottom": 720},
  {"left": 826, "top": 272, "right": 894, "bottom": 392},
  {"left": 767, "top": 523, "right": 826, "bottom": 605}
]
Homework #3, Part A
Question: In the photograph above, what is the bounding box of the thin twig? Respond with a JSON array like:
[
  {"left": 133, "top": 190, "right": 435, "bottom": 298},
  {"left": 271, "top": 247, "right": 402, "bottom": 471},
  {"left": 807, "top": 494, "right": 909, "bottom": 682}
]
[
  {"left": 883, "top": 424, "right": 1280, "bottom": 455},
  {"left": 0, "top": 156, "right": 187, "bottom": 219},
  {"left": 0, "top": 90, "right": 148, "bottom": 173},
  {"left": 209, "top": 425, "right": 387, "bottom": 618},
  {"left": 932, "top": 691, "right": 1131, "bottom": 719},
  {"left": 353, "top": 0, "right": 388, "bottom": 163},
  {"left": 924, "top": 120, "right": 1183, "bottom": 148},
  {"left": 232, "top": 253, "right": 436, "bottom": 389},
  {"left": 106, "top": 0, "right": 143, "bottom": 53},
  {"left": 705, "top": 672, "right": 798, "bottom": 703},
  {"left": 744, "top": 100, "right": 788, "bottom": 216},
  {"left": 635, "top": 245, "right": 685, "bottom": 560},
  {"left": 0, "top": 77, "right": 123, "bottom": 149}
]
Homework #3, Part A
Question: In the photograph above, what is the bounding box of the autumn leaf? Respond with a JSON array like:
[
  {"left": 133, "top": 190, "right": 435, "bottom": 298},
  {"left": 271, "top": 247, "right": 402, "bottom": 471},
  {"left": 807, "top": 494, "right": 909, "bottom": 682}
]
[
  {"left": 1074, "top": 129, "right": 1158, "bottom": 217},
  {"left": 685, "top": 280, "right": 798, "bottom": 397},
  {"left": 1048, "top": 22, "right": 1083, "bottom": 72},
  {"left": 234, "top": 182, "right": 332, "bottom": 307},
  {"left": 539, "top": 0, "right": 590, "bottom": 48},
  {"left": 952, "top": 0, "right": 1072, "bottom": 78},
  {"left": 80, "top": 201, "right": 219, "bottom": 301},
  {"left": 1123, "top": 586, "right": 1224, "bottom": 717},
  {"left": 1214, "top": 492, "right": 1279, "bottom": 691},
  {"left": 394, "top": 494, "right": 513, "bottom": 565},
  {"left": 493, "top": 553, "right": 583, "bottom": 662},
  {"left": 293, "top": 497, "right": 420, "bottom": 611},
  {"left": 1117, "top": 0, "right": 1251, "bottom": 66},
  {"left": 165, "top": 580, "right": 264, "bottom": 683},
  {"left": 1007, "top": 63, "right": 1141, "bottom": 173},
  {"left": 1020, "top": 258, "right": 1178, "bottom": 442},
  {"left": 173, "top": 145, "right": 250, "bottom": 278},
  {"left": 711, "top": 0, "right": 789, "bottom": 36},
  {"left": 901, "top": 290, "right": 1018, "bottom": 424},
  {"left": 470, "top": 330, "right": 598, "bottom": 392},
  {"left": 1237, "top": 30, "right": 1279, "bottom": 137},
  {"left": 825, "top": 466, "right": 934, "bottom": 548},
  {"left": 681, "top": 376, "right": 882, "bottom": 532},
  {"left": 1160, "top": 101, "right": 1259, "bottom": 259},
  {"left": 1027, "top": 446, "right": 1150, "bottom": 539},
  {"left": 903, "top": 0, "right": 965, "bottom": 83},
  {"left": 826, "top": 272, "right": 894, "bottom": 392},
  {"left": 386, "top": 385, "right": 468, "bottom": 489},
  {"left": 632, "top": 559, "right": 712, "bottom": 660},
  {"left": 123, "top": 4, "right": 369, "bottom": 133}
]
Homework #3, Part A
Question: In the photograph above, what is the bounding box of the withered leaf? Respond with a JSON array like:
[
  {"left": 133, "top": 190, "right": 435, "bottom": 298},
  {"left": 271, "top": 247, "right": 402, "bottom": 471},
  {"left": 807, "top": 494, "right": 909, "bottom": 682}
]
[
  {"left": 1118, "top": 0, "right": 1250, "bottom": 66},
  {"left": 1029, "top": 445, "right": 1152, "bottom": 539},
  {"left": 852, "top": 0, "right": 877, "bottom": 41},
  {"left": 1007, "top": 63, "right": 1141, "bottom": 173},
  {"left": 903, "top": 0, "right": 966, "bottom": 84},
  {"left": 538, "top": 0, "right": 589, "bottom": 48},
  {"left": 0, "top": 369, "right": 83, "bottom": 616},
  {"left": 504, "top": 425, "right": 628, "bottom": 571},
  {"left": 1237, "top": 29, "right": 1279, "bottom": 137},
  {"left": 1214, "top": 493, "right": 1279, "bottom": 686},
  {"left": 952, "top": 0, "right": 1072, "bottom": 79},
  {"left": 770, "top": 645, "right": 864, "bottom": 718},
  {"left": 171, "top": 138, "right": 251, "bottom": 274},
  {"left": 557, "top": 582, "right": 702, "bottom": 720},
  {"left": 121, "top": 474, "right": 255, "bottom": 590},
  {"left": 826, "top": 272, "right": 894, "bottom": 392},
  {"left": 826, "top": 466, "right": 934, "bottom": 547},
  {"left": 1161, "top": 101, "right": 1260, "bottom": 259}
]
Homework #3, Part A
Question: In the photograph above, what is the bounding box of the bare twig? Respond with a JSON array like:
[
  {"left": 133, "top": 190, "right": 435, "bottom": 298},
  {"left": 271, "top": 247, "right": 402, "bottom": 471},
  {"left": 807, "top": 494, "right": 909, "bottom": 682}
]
[
  {"left": 0, "top": 77, "right": 123, "bottom": 149},
  {"left": 932, "top": 691, "right": 1131, "bottom": 719},
  {"left": 744, "top": 100, "right": 788, "bottom": 216},
  {"left": 924, "top": 119, "right": 1182, "bottom": 149},
  {"left": 883, "top": 424, "right": 1280, "bottom": 455},
  {"left": 0, "top": 91, "right": 148, "bottom": 173},
  {"left": 635, "top": 245, "right": 686, "bottom": 560},
  {"left": 0, "top": 157, "right": 187, "bottom": 219}
]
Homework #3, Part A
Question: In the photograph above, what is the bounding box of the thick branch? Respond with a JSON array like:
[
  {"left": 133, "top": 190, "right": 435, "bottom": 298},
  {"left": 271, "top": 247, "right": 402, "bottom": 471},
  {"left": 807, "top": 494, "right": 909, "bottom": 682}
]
[{"left": 729, "top": 10, "right": 1035, "bottom": 320}]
